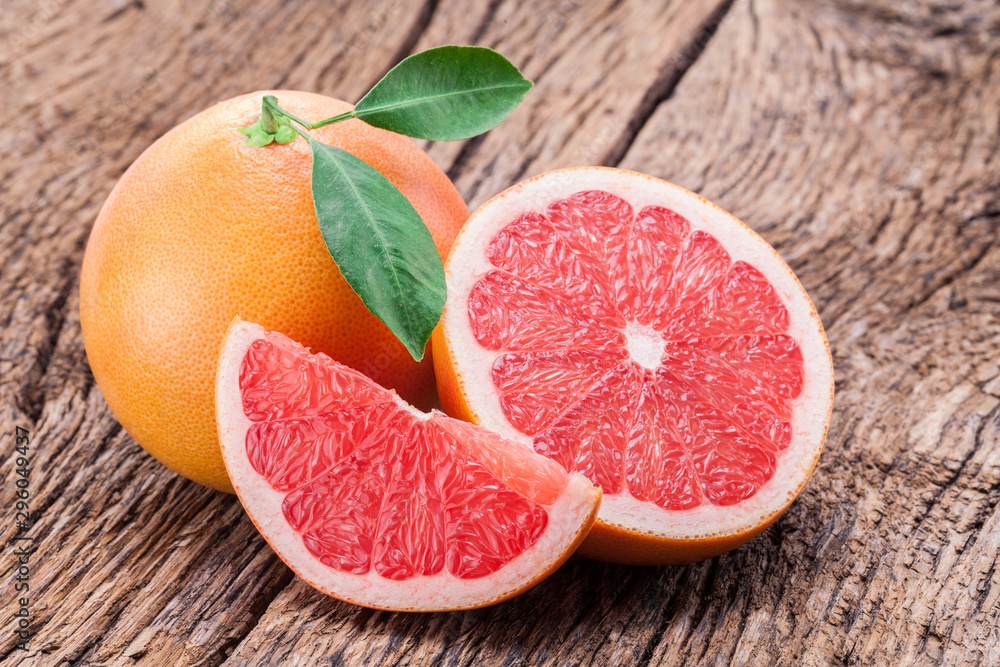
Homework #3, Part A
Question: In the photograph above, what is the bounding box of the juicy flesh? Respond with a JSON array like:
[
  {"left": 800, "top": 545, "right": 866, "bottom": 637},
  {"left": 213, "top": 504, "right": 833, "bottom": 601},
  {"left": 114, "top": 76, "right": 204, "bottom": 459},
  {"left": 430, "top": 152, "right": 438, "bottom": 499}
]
[
  {"left": 468, "top": 191, "right": 805, "bottom": 509},
  {"left": 239, "top": 333, "right": 567, "bottom": 580}
]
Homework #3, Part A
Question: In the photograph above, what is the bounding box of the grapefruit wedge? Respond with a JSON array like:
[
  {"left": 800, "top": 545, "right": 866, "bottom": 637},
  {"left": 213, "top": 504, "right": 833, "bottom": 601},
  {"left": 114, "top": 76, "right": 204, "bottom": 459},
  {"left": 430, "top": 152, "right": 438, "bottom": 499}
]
[
  {"left": 432, "top": 167, "right": 835, "bottom": 565},
  {"left": 217, "top": 318, "right": 601, "bottom": 611}
]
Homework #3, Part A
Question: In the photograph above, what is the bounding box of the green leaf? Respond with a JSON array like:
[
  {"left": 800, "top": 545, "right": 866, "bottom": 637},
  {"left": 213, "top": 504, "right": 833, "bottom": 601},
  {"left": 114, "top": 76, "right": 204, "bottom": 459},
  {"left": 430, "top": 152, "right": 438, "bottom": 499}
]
[
  {"left": 354, "top": 45, "right": 533, "bottom": 141},
  {"left": 308, "top": 137, "right": 445, "bottom": 360}
]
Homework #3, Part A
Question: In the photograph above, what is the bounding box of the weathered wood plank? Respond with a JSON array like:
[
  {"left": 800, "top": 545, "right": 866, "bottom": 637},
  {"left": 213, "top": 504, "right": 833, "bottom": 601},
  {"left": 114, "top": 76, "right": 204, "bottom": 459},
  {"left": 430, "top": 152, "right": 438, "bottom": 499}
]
[
  {"left": 0, "top": 1, "right": 434, "bottom": 664},
  {"left": 2, "top": 0, "right": 999, "bottom": 664},
  {"left": 414, "top": 0, "right": 736, "bottom": 207},
  {"left": 618, "top": 0, "right": 1000, "bottom": 664}
]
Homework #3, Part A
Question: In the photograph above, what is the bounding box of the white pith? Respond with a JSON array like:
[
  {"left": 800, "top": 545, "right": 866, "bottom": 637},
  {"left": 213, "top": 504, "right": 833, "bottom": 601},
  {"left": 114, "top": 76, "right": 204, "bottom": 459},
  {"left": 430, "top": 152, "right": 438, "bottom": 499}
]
[
  {"left": 440, "top": 167, "right": 835, "bottom": 542},
  {"left": 217, "top": 318, "right": 601, "bottom": 611},
  {"left": 624, "top": 321, "right": 666, "bottom": 371}
]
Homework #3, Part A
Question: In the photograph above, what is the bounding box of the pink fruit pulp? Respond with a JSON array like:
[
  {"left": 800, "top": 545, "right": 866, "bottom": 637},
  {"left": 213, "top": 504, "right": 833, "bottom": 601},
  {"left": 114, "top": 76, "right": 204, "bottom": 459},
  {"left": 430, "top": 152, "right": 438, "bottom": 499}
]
[
  {"left": 466, "top": 190, "right": 805, "bottom": 511},
  {"left": 238, "top": 332, "right": 556, "bottom": 581}
]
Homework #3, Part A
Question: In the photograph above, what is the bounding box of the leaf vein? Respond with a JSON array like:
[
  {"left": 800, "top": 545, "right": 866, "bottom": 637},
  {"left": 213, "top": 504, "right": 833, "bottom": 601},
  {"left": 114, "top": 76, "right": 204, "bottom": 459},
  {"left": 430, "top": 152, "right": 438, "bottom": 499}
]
[
  {"left": 325, "top": 147, "right": 420, "bottom": 329},
  {"left": 358, "top": 81, "right": 531, "bottom": 115}
]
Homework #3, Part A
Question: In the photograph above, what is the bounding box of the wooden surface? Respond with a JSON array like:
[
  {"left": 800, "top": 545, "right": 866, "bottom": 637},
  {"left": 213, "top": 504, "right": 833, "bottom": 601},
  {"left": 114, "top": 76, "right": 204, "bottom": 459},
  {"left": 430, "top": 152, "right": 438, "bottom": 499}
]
[{"left": 2, "top": 0, "right": 999, "bottom": 664}]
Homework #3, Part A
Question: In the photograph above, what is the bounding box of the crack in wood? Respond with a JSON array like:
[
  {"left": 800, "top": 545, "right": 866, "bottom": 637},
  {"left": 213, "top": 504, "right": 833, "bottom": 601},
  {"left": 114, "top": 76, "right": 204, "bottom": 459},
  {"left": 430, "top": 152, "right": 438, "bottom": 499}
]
[
  {"left": 602, "top": 0, "right": 739, "bottom": 168},
  {"left": 906, "top": 224, "right": 998, "bottom": 311},
  {"left": 8, "top": 0, "right": 1000, "bottom": 663}
]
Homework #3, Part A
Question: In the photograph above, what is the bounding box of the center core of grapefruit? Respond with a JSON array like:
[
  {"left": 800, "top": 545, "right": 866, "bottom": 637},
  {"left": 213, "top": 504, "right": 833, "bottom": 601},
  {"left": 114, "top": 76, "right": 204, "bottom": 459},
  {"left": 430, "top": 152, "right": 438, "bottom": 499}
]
[{"left": 624, "top": 321, "right": 666, "bottom": 371}]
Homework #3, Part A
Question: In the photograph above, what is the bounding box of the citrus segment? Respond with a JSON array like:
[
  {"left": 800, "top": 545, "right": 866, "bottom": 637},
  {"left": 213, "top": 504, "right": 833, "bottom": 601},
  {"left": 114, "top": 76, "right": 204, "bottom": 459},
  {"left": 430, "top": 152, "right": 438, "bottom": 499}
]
[
  {"left": 621, "top": 206, "right": 690, "bottom": 322},
  {"left": 546, "top": 191, "right": 632, "bottom": 268},
  {"left": 245, "top": 405, "right": 395, "bottom": 492},
  {"left": 431, "top": 417, "right": 568, "bottom": 506},
  {"left": 433, "top": 167, "right": 834, "bottom": 565},
  {"left": 469, "top": 271, "right": 623, "bottom": 349},
  {"left": 492, "top": 348, "right": 627, "bottom": 435},
  {"left": 241, "top": 337, "right": 393, "bottom": 420},
  {"left": 487, "top": 212, "right": 617, "bottom": 318},
  {"left": 218, "top": 319, "right": 601, "bottom": 610},
  {"left": 533, "top": 362, "right": 642, "bottom": 494},
  {"left": 673, "top": 261, "right": 791, "bottom": 339}
]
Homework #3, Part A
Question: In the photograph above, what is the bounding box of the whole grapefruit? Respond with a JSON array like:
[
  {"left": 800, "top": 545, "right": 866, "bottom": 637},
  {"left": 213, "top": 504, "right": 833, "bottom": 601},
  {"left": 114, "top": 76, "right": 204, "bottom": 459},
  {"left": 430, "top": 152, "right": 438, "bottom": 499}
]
[{"left": 80, "top": 90, "right": 469, "bottom": 493}]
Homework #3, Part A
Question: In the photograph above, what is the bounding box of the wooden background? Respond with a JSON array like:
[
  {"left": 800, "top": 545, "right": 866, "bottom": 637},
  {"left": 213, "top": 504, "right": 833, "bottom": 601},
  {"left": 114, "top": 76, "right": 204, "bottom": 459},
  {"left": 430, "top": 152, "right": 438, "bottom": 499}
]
[{"left": 2, "top": 0, "right": 999, "bottom": 664}]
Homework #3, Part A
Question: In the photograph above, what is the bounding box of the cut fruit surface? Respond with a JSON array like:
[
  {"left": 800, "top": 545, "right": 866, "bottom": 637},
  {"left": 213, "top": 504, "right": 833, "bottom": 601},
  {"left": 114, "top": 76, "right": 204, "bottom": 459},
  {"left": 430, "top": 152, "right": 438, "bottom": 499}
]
[
  {"left": 217, "top": 318, "right": 600, "bottom": 611},
  {"left": 432, "top": 167, "right": 835, "bottom": 565}
]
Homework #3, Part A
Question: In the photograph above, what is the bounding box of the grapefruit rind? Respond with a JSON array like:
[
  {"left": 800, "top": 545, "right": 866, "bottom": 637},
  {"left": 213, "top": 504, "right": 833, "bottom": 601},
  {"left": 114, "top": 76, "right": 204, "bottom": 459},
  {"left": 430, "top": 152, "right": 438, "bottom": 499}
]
[
  {"left": 433, "top": 167, "right": 834, "bottom": 557},
  {"left": 80, "top": 90, "right": 470, "bottom": 494},
  {"left": 218, "top": 318, "right": 601, "bottom": 611}
]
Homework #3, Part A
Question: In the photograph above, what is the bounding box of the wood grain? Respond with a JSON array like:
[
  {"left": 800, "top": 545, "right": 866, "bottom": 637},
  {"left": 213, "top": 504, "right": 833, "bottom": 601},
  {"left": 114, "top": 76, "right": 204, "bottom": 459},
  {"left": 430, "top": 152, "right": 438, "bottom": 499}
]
[
  {"left": 2, "top": 0, "right": 999, "bottom": 665},
  {"left": 618, "top": 1, "right": 1000, "bottom": 663}
]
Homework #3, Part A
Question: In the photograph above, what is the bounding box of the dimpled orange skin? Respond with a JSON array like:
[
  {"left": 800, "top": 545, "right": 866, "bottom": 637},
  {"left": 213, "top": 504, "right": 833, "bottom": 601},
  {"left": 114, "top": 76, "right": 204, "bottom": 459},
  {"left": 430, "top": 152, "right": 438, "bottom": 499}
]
[{"left": 80, "top": 90, "right": 469, "bottom": 493}]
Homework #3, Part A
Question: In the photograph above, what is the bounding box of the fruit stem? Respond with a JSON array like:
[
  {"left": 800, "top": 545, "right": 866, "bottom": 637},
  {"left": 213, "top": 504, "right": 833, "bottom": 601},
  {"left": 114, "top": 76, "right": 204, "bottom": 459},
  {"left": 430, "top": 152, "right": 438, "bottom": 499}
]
[
  {"left": 262, "top": 96, "right": 355, "bottom": 132},
  {"left": 261, "top": 97, "right": 318, "bottom": 141},
  {"left": 259, "top": 96, "right": 281, "bottom": 134}
]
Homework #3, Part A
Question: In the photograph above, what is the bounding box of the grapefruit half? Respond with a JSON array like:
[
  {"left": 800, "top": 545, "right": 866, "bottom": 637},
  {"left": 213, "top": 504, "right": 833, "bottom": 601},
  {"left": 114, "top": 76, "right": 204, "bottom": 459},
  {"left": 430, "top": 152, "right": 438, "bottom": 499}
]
[
  {"left": 217, "top": 318, "right": 601, "bottom": 611},
  {"left": 432, "top": 167, "right": 834, "bottom": 565}
]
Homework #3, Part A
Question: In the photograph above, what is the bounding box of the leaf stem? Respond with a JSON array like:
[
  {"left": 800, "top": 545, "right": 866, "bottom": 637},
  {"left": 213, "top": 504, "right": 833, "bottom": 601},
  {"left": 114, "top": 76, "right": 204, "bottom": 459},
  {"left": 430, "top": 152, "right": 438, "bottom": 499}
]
[
  {"left": 258, "top": 98, "right": 314, "bottom": 141},
  {"left": 263, "top": 96, "right": 356, "bottom": 132},
  {"left": 309, "top": 111, "right": 356, "bottom": 129},
  {"left": 261, "top": 96, "right": 310, "bottom": 130},
  {"left": 288, "top": 122, "right": 315, "bottom": 142}
]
